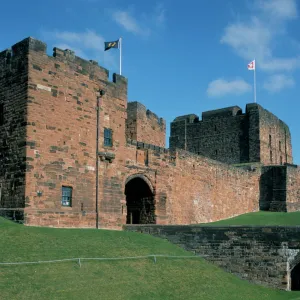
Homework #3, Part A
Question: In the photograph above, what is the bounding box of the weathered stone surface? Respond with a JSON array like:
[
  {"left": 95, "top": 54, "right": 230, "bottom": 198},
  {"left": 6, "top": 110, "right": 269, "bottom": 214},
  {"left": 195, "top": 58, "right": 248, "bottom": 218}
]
[
  {"left": 125, "top": 224, "right": 300, "bottom": 290},
  {"left": 0, "top": 37, "right": 300, "bottom": 230},
  {"left": 126, "top": 102, "right": 166, "bottom": 147},
  {"left": 170, "top": 103, "right": 293, "bottom": 165}
]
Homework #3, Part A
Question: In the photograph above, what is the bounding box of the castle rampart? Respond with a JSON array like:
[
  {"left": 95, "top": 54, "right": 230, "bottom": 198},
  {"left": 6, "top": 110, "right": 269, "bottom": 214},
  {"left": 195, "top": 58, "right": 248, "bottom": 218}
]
[
  {"left": 126, "top": 101, "right": 166, "bottom": 147},
  {"left": 170, "top": 103, "right": 292, "bottom": 166},
  {"left": 0, "top": 37, "right": 299, "bottom": 230}
]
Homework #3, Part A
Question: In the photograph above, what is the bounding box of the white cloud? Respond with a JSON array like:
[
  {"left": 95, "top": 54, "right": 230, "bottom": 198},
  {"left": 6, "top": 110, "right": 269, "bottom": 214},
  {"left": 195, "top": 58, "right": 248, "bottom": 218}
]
[
  {"left": 263, "top": 74, "right": 295, "bottom": 93},
  {"left": 257, "top": 0, "right": 297, "bottom": 20},
  {"left": 221, "top": 0, "right": 299, "bottom": 72},
  {"left": 207, "top": 79, "right": 251, "bottom": 97},
  {"left": 41, "top": 29, "right": 117, "bottom": 69},
  {"left": 112, "top": 4, "right": 166, "bottom": 36},
  {"left": 112, "top": 11, "right": 149, "bottom": 36}
]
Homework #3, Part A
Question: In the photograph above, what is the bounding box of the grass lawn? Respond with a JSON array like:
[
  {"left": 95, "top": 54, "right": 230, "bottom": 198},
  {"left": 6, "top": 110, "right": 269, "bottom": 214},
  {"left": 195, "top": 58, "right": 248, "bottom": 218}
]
[
  {"left": 202, "top": 211, "right": 300, "bottom": 226},
  {"left": 1, "top": 217, "right": 300, "bottom": 300}
]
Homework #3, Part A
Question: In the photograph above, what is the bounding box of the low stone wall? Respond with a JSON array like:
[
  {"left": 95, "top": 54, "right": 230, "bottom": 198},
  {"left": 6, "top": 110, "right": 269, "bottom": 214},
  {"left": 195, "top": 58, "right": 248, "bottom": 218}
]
[{"left": 125, "top": 225, "right": 300, "bottom": 290}]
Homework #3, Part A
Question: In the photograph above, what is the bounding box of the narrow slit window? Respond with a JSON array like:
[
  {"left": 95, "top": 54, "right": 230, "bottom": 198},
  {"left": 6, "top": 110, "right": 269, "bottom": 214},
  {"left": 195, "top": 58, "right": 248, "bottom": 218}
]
[
  {"left": 0, "top": 104, "right": 4, "bottom": 126},
  {"left": 269, "top": 134, "right": 272, "bottom": 147},
  {"left": 270, "top": 150, "right": 273, "bottom": 163}
]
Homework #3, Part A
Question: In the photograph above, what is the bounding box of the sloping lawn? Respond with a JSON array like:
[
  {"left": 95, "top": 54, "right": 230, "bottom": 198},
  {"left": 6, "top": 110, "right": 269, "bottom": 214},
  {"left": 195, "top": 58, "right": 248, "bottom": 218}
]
[
  {"left": 1, "top": 217, "right": 300, "bottom": 300},
  {"left": 203, "top": 211, "right": 300, "bottom": 226}
]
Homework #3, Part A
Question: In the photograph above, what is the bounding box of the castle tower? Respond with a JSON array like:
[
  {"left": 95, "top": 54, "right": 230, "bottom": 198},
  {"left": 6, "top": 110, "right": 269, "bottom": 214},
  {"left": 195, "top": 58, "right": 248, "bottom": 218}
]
[{"left": 170, "top": 103, "right": 293, "bottom": 166}]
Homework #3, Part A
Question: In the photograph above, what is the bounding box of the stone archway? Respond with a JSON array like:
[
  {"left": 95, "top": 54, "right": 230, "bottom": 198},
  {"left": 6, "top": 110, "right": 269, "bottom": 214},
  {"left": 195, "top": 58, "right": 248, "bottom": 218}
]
[
  {"left": 125, "top": 175, "right": 156, "bottom": 224},
  {"left": 291, "top": 263, "right": 300, "bottom": 290}
]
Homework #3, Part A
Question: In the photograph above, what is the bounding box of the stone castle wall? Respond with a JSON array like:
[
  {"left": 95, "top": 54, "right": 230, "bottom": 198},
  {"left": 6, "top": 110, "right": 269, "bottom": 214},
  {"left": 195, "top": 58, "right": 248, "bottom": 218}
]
[
  {"left": 0, "top": 40, "right": 31, "bottom": 219},
  {"left": 169, "top": 103, "right": 293, "bottom": 166},
  {"left": 0, "top": 37, "right": 299, "bottom": 229},
  {"left": 125, "top": 224, "right": 300, "bottom": 290},
  {"left": 126, "top": 101, "right": 166, "bottom": 147}
]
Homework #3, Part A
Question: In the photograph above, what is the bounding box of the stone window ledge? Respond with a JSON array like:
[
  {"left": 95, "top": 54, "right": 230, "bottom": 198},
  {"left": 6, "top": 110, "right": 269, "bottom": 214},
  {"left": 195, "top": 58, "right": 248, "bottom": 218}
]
[{"left": 98, "top": 151, "right": 115, "bottom": 163}]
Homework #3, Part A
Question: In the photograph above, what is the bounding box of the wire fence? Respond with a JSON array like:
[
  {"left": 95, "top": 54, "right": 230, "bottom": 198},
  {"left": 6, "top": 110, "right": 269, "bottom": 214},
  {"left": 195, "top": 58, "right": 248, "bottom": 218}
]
[{"left": 0, "top": 254, "right": 207, "bottom": 267}]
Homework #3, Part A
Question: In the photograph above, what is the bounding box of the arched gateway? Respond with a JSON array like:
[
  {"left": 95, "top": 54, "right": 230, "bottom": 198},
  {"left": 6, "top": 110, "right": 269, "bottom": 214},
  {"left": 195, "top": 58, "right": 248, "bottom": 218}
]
[{"left": 125, "top": 175, "right": 156, "bottom": 224}]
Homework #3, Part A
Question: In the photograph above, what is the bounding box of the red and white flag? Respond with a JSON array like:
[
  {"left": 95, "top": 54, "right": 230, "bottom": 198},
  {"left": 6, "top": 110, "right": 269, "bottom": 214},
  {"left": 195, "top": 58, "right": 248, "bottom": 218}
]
[{"left": 247, "top": 60, "right": 255, "bottom": 70}]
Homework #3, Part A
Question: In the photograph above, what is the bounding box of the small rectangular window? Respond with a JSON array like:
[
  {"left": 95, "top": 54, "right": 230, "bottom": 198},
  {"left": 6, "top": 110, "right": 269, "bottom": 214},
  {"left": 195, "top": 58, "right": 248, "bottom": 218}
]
[
  {"left": 270, "top": 150, "right": 273, "bottom": 163},
  {"left": 0, "top": 104, "right": 4, "bottom": 125},
  {"left": 104, "top": 128, "right": 112, "bottom": 147},
  {"left": 280, "top": 156, "right": 283, "bottom": 165},
  {"left": 269, "top": 134, "right": 272, "bottom": 147},
  {"left": 62, "top": 186, "right": 72, "bottom": 207},
  {"left": 279, "top": 141, "right": 282, "bottom": 151}
]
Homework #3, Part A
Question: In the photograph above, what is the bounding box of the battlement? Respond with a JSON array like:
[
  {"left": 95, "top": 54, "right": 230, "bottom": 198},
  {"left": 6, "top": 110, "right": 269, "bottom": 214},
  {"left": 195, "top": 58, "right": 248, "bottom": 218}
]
[
  {"left": 170, "top": 102, "right": 293, "bottom": 166},
  {"left": 0, "top": 37, "right": 127, "bottom": 86},
  {"left": 126, "top": 102, "right": 166, "bottom": 147},
  {"left": 202, "top": 106, "right": 242, "bottom": 120},
  {"left": 128, "top": 102, "right": 165, "bottom": 128}
]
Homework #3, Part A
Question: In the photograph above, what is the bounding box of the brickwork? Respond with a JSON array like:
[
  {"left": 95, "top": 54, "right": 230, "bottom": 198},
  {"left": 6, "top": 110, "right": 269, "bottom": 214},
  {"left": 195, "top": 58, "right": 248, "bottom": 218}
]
[
  {"left": 126, "top": 101, "right": 166, "bottom": 147},
  {"left": 0, "top": 37, "right": 300, "bottom": 229},
  {"left": 286, "top": 165, "right": 300, "bottom": 211},
  {"left": 257, "top": 105, "right": 293, "bottom": 165},
  {"left": 125, "top": 224, "right": 300, "bottom": 290},
  {"left": 170, "top": 103, "right": 293, "bottom": 166},
  {"left": 0, "top": 39, "right": 32, "bottom": 220}
]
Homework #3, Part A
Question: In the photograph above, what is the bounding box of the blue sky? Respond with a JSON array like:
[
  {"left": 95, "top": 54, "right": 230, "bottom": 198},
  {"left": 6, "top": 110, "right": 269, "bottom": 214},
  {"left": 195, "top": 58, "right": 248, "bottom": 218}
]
[{"left": 1, "top": 0, "right": 300, "bottom": 163}]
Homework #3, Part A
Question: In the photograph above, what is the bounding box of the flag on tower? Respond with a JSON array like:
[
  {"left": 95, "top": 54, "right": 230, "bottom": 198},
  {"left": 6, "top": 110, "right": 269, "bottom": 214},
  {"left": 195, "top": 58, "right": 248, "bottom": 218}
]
[
  {"left": 247, "top": 60, "right": 255, "bottom": 70},
  {"left": 104, "top": 38, "right": 123, "bottom": 75},
  {"left": 104, "top": 40, "right": 119, "bottom": 51}
]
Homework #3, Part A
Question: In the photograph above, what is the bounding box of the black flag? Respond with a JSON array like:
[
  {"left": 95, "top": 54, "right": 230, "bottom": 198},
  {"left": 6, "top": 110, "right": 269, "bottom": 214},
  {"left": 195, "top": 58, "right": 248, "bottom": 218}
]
[{"left": 104, "top": 40, "right": 119, "bottom": 51}]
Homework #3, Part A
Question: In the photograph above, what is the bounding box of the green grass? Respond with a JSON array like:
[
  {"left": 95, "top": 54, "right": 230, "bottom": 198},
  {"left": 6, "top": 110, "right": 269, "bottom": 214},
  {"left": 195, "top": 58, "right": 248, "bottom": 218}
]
[
  {"left": 202, "top": 211, "right": 300, "bottom": 226},
  {"left": 1, "top": 217, "right": 300, "bottom": 300}
]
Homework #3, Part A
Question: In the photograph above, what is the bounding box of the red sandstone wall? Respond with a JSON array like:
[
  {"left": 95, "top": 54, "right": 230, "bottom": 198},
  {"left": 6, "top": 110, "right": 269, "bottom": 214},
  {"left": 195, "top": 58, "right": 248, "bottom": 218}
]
[
  {"left": 24, "top": 44, "right": 128, "bottom": 228},
  {"left": 126, "top": 102, "right": 166, "bottom": 147},
  {"left": 162, "top": 151, "right": 260, "bottom": 224},
  {"left": 18, "top": 38, "right": 260, "bottom": 229},
  {"left": 286, "top": 166, "right": 300, "bottom": 212}
]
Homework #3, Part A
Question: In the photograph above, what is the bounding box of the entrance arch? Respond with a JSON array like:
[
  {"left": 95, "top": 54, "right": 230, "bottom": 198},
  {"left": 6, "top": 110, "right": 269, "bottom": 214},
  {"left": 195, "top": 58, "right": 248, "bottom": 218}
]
[
  {"left": 291, "top": 263, "right": 300, "bottom": 290},
  {"left": 125, "top": 175, "right": 156, "bottom": 224}
]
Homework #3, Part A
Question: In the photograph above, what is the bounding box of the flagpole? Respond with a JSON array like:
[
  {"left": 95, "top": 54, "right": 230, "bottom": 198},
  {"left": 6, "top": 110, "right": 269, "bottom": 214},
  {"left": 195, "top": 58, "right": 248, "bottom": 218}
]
[
  {"left": 119, "top": 37, "right": 122, "bottom": 75},
  {"left": 254, "top": 59, "right": 256, "bottom": 103}
]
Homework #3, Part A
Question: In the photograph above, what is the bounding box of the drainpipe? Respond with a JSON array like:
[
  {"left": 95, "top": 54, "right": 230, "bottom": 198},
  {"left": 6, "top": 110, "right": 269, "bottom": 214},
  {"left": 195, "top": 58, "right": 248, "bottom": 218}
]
[{"left": 95, "top": 89, "right": 106, "bottom": 229}]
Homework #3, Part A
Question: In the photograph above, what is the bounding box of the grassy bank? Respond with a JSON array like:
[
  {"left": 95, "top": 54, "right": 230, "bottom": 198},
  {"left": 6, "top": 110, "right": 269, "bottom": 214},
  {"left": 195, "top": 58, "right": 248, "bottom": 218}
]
[
  {"left": 1, "top": 217, "right": 300, "bottom": 300},
  {"left": 203, "top": 211, "right": 300, "bottom": 226}
]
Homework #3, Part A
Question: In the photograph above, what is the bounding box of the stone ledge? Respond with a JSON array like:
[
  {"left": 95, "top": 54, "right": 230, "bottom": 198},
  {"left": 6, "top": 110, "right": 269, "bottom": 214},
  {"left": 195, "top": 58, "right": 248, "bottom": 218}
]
[{"left": 98, "top": 151, "right": 115, "bottom": 163}]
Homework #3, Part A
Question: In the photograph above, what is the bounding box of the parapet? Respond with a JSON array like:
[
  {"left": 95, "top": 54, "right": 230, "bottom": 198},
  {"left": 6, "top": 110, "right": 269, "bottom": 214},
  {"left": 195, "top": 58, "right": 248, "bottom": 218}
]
[
  {"left": 128, "top": 101, "right": 165, "bottom": 128},
  {"left": 0, "top": 37, "right": 127, "bottom": 86},
  {"left": 202, "top": 106, "right": 242, "bottom": 120},
  {"left": 172, "top": 114, "right": 199, "bottom": 123}
]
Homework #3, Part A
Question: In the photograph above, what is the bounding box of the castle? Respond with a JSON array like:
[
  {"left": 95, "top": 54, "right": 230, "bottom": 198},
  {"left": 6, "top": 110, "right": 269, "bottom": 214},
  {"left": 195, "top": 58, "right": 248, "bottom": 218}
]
[{"left": 0, "top": 37, "right": 299, "bottom": 229}]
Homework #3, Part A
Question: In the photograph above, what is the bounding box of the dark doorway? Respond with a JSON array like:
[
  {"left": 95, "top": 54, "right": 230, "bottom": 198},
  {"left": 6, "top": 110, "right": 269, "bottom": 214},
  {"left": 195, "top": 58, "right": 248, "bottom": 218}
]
[
  {"left": 291, "top": 263, "right": 300, "bottom": 290},
  {"left": 125, "top": 177, "right": 156, "bottom": 224}
]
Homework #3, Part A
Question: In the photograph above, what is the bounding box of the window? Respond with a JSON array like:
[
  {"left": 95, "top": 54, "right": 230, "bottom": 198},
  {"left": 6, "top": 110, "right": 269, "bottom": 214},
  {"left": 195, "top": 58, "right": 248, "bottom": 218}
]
[
  {"left": 215, "top": 150, "right": 218, "bottom": 156},
  {"left": 104, "top": 128, "right": 112, "bottom": 147},
  {"left": 0, "top": 104, "right": 3, "bottom": 125},
  {"left": 270, "top": 150, "right": 273, "bottom": 163},
  {"left": 279, "top": 141, "right": 282, "bottom": 151},
  {"left": 61, "top": 186, "right": 72, "bottom": 207},
  {"left": 280, "top": 156, "right": 283, "bottom": 165},
  {"left": 269, "top": 134, "right": 272, "bottom": 147}
]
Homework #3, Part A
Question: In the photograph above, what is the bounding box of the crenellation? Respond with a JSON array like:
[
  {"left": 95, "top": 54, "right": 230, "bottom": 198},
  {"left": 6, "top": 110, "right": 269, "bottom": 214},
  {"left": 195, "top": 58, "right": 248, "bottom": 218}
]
[
  {"left": 126, "top": 101, "right": 166, "bottom": 147},
  {"left": 12, "top": 37, "right": 46, "bottom": 56},
  {"left": 1, "top": 36, "right": 300, "bottom": 234}
]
